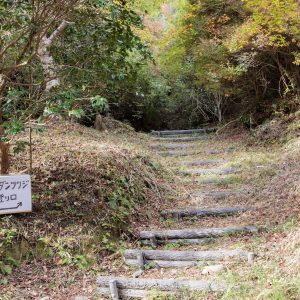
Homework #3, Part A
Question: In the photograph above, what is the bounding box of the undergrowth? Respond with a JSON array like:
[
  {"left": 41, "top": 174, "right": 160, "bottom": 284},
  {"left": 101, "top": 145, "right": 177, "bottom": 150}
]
[{"left": 0, "top": 119, "right": 169, "bottom": 281}]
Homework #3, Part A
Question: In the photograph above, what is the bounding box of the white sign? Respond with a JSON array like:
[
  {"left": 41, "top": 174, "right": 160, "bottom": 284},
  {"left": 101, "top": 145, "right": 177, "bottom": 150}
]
[{"left": 0, "top": 174, "right": 32, "bottom": 215}]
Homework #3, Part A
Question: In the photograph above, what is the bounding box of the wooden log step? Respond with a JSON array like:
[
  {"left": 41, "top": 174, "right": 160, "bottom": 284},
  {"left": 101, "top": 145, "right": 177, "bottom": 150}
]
[
  {"left": 125, "top": 251, "right": 256, "bottom": 268},
  {"left": 204, "top": 148, "right": 234, "bottom": 155},
  {"left": 184, "top": 167, "right": 241, "bottom": 176},
  {"left": 151, "top": 128, "right": 216, "bottom": 136},
  {"left": 125, "top": 259, "right": 200, "bottom": 268},
  {"left": 154, "top": 136, "right": 208, "bottom": 142},
  {"left": 151, "top": 143, "right": 195, "bottom": 150},
  {"left": 98, "top": 287, "right": 146, "bottom": 299},
  {"left": 141, "top": 238, "right": 213, "bottom": 246},
  {"left": 161, "top": 149, "right": 233, "bottom": 157},
  {"left": 161, "top": 150, "right": 201, "bottom": 157},
  {"left": 191, "top": 190, "right": 248, "bottom": 200},
  {"left": 110, "top": 280, "right": 120, "bottom": 300},
  {"left": 182, "top": 159, "right": 225, "bottom": 166},
  {"left": 98, "top": 287, "right": 175, "bottom": 299},
  {"left": 191, "top": 191, "right": 234, "bottom": 200},
  {"left": 124, "top": 249, "right": 252, "bottom": 261},
  {"left": 153, "top": 134, "right": 205, "bottom": 139},
  {"left": 196, "top": 178, "right": 230, "bottom": 185},
  {"left": 96, "top": 276, "right": 226, "bottom": 293},
  {"left": 161, "top": 207, "right": 254, "bottom": 219},
  {"left": 183, "top": 178, "right": 235, "bottom": 186},
  {"left": 140, "top": 226, "right": 258, "bottom": 241}
]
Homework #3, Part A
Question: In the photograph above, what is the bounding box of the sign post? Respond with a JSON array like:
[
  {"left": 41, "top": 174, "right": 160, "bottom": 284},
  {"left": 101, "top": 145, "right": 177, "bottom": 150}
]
[{"left": 0, "top": 174, "right": 32, "bottom": 215}]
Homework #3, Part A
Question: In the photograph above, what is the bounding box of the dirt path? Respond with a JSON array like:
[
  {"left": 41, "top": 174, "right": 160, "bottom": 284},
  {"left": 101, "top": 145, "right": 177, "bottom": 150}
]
[{"left": 96, "top": 128, "right": 267, "bottom": 299}]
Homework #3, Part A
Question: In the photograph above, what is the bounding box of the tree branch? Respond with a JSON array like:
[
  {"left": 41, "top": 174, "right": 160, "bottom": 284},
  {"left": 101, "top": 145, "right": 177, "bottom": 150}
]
[{"left": 48, "top": 20, "right": 69, "bottom": 44}]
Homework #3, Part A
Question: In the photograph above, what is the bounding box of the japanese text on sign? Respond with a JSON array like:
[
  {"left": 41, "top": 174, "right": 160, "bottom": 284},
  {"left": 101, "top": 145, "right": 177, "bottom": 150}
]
[{"left": 0, "top": 175, "right": 32, "bottom": 215}]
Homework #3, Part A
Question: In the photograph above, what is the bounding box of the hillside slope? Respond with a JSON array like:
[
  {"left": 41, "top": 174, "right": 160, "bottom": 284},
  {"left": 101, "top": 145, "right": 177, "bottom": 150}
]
[{"left": 0, "top": 119, "right": 170, "bottom": 299}]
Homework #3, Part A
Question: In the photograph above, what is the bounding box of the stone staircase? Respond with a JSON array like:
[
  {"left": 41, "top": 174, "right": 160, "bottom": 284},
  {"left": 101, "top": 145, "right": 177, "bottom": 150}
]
[{"left": 96, "top": 128, "right": 258, "bottom": 299}]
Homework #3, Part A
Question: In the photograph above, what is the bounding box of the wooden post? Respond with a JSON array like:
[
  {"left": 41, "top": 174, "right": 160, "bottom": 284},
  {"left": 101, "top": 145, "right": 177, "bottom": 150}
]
[
  {"left": 247, "top": 252, "right": 255, "bottom": 264},
  {"left": 109, "top": 280, "right": 120, "bottom": 300},
  {"left": 176, "top": 214, "right": 183, "bottom": 222},
  {"left": 0, "top": 126, "right": 9, "bottom": 175},
  {"left": 136, "top": 252, "right": 145, "bottom": 270},
  {"left": 29, "top": 124, "right": 33, "bottom": 174},
  {"left": 149, "top": 234, "right": 158, "bottom": 247},
  {"left": 94, "top": 114, "right": 105, "bottom": 131}
]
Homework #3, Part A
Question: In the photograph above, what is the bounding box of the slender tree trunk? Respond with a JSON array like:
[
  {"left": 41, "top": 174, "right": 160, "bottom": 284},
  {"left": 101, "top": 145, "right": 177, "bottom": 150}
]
[
  {"left": 0, "top": 143, "right": 10, "bottom": 175},
  {"left": 0, "top": 125, "right": 9, "bottom": 175},
  {"left": 213, "top": 93, "right": 223, "bottom": 123},
  {"left": 0, "top": 75, "right": 7, "bottom": 123},
  {"left": 0, "top": 75, "right": 9, "bottom": 174}
]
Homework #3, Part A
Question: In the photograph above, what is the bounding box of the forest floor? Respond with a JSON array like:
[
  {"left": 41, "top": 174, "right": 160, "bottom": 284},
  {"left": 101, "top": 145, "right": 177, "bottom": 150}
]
[
  {"left": 1, "top": 119, "right": 300, "bottom": 299},
  {"left": 0, "top": 118, "right": 170, "bottom": 300},
  {"left": 96, "top": 125, "right": 300, "bottom": 300}
]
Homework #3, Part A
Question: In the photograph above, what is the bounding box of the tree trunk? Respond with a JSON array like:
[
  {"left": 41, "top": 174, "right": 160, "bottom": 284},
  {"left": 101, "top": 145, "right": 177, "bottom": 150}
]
[
  {"left": 38, "top": 20, "right": 69, "bottom": 91},
  {"left": 0, "top": 126, "right": 9, "bottom": 175},
  {"left": 213, "top": 93, "right": 223, "bottom": 123},
  {"left": 0, "top": 75, "right": 7, "bottom": 123}
]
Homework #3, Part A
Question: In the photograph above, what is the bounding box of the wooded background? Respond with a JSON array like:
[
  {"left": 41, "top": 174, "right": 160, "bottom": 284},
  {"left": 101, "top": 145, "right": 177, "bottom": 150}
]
[{"left": 0, "top": 0, "right": 299, "bottom": 134}]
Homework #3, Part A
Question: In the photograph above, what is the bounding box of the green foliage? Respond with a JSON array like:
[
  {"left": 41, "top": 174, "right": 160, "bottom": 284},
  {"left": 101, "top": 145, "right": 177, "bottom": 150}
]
[
  {"left": 49, "top": 0, "right": 152, "bottom": 125},
  {"left": 106, "top": 175, "right": 136, "bottom": 228},
  {"left": 74, "top": 255, "right": 90, "bottom": 270},
  {"left": 12, "top": 140, "right": 30, "bottom": 155},
  {"left": 0, "top": 228, "right": 17, "bottom": 246},
  {"left": 3, "top": 119, "right": 25, "bottom": 135},
  {"left": 44, "top": 91, "right": 110, "bottom": 124},
  {"left": 0, "top": 0, "right": 152, "bottom": 132},
  {"left": 91, "top": 96, "right": 109, "bottom": 113},
  {"left": 257, "top": 278, "right": 300, "bottom": 300},
  {"left": 246, "top": 0, "right": 300, "bottom": 46},
  {"left": 44, "top": 90, "right": 80, "bottom": 116},
  {"left": 0, "top": 228, "right": 19, "bottom": 276},
  {"left": 1, "top": 0, "right": 299, "bottom": 130},
  {"left": 134, "top": 0, "right": 300, "bottom": 127}
]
